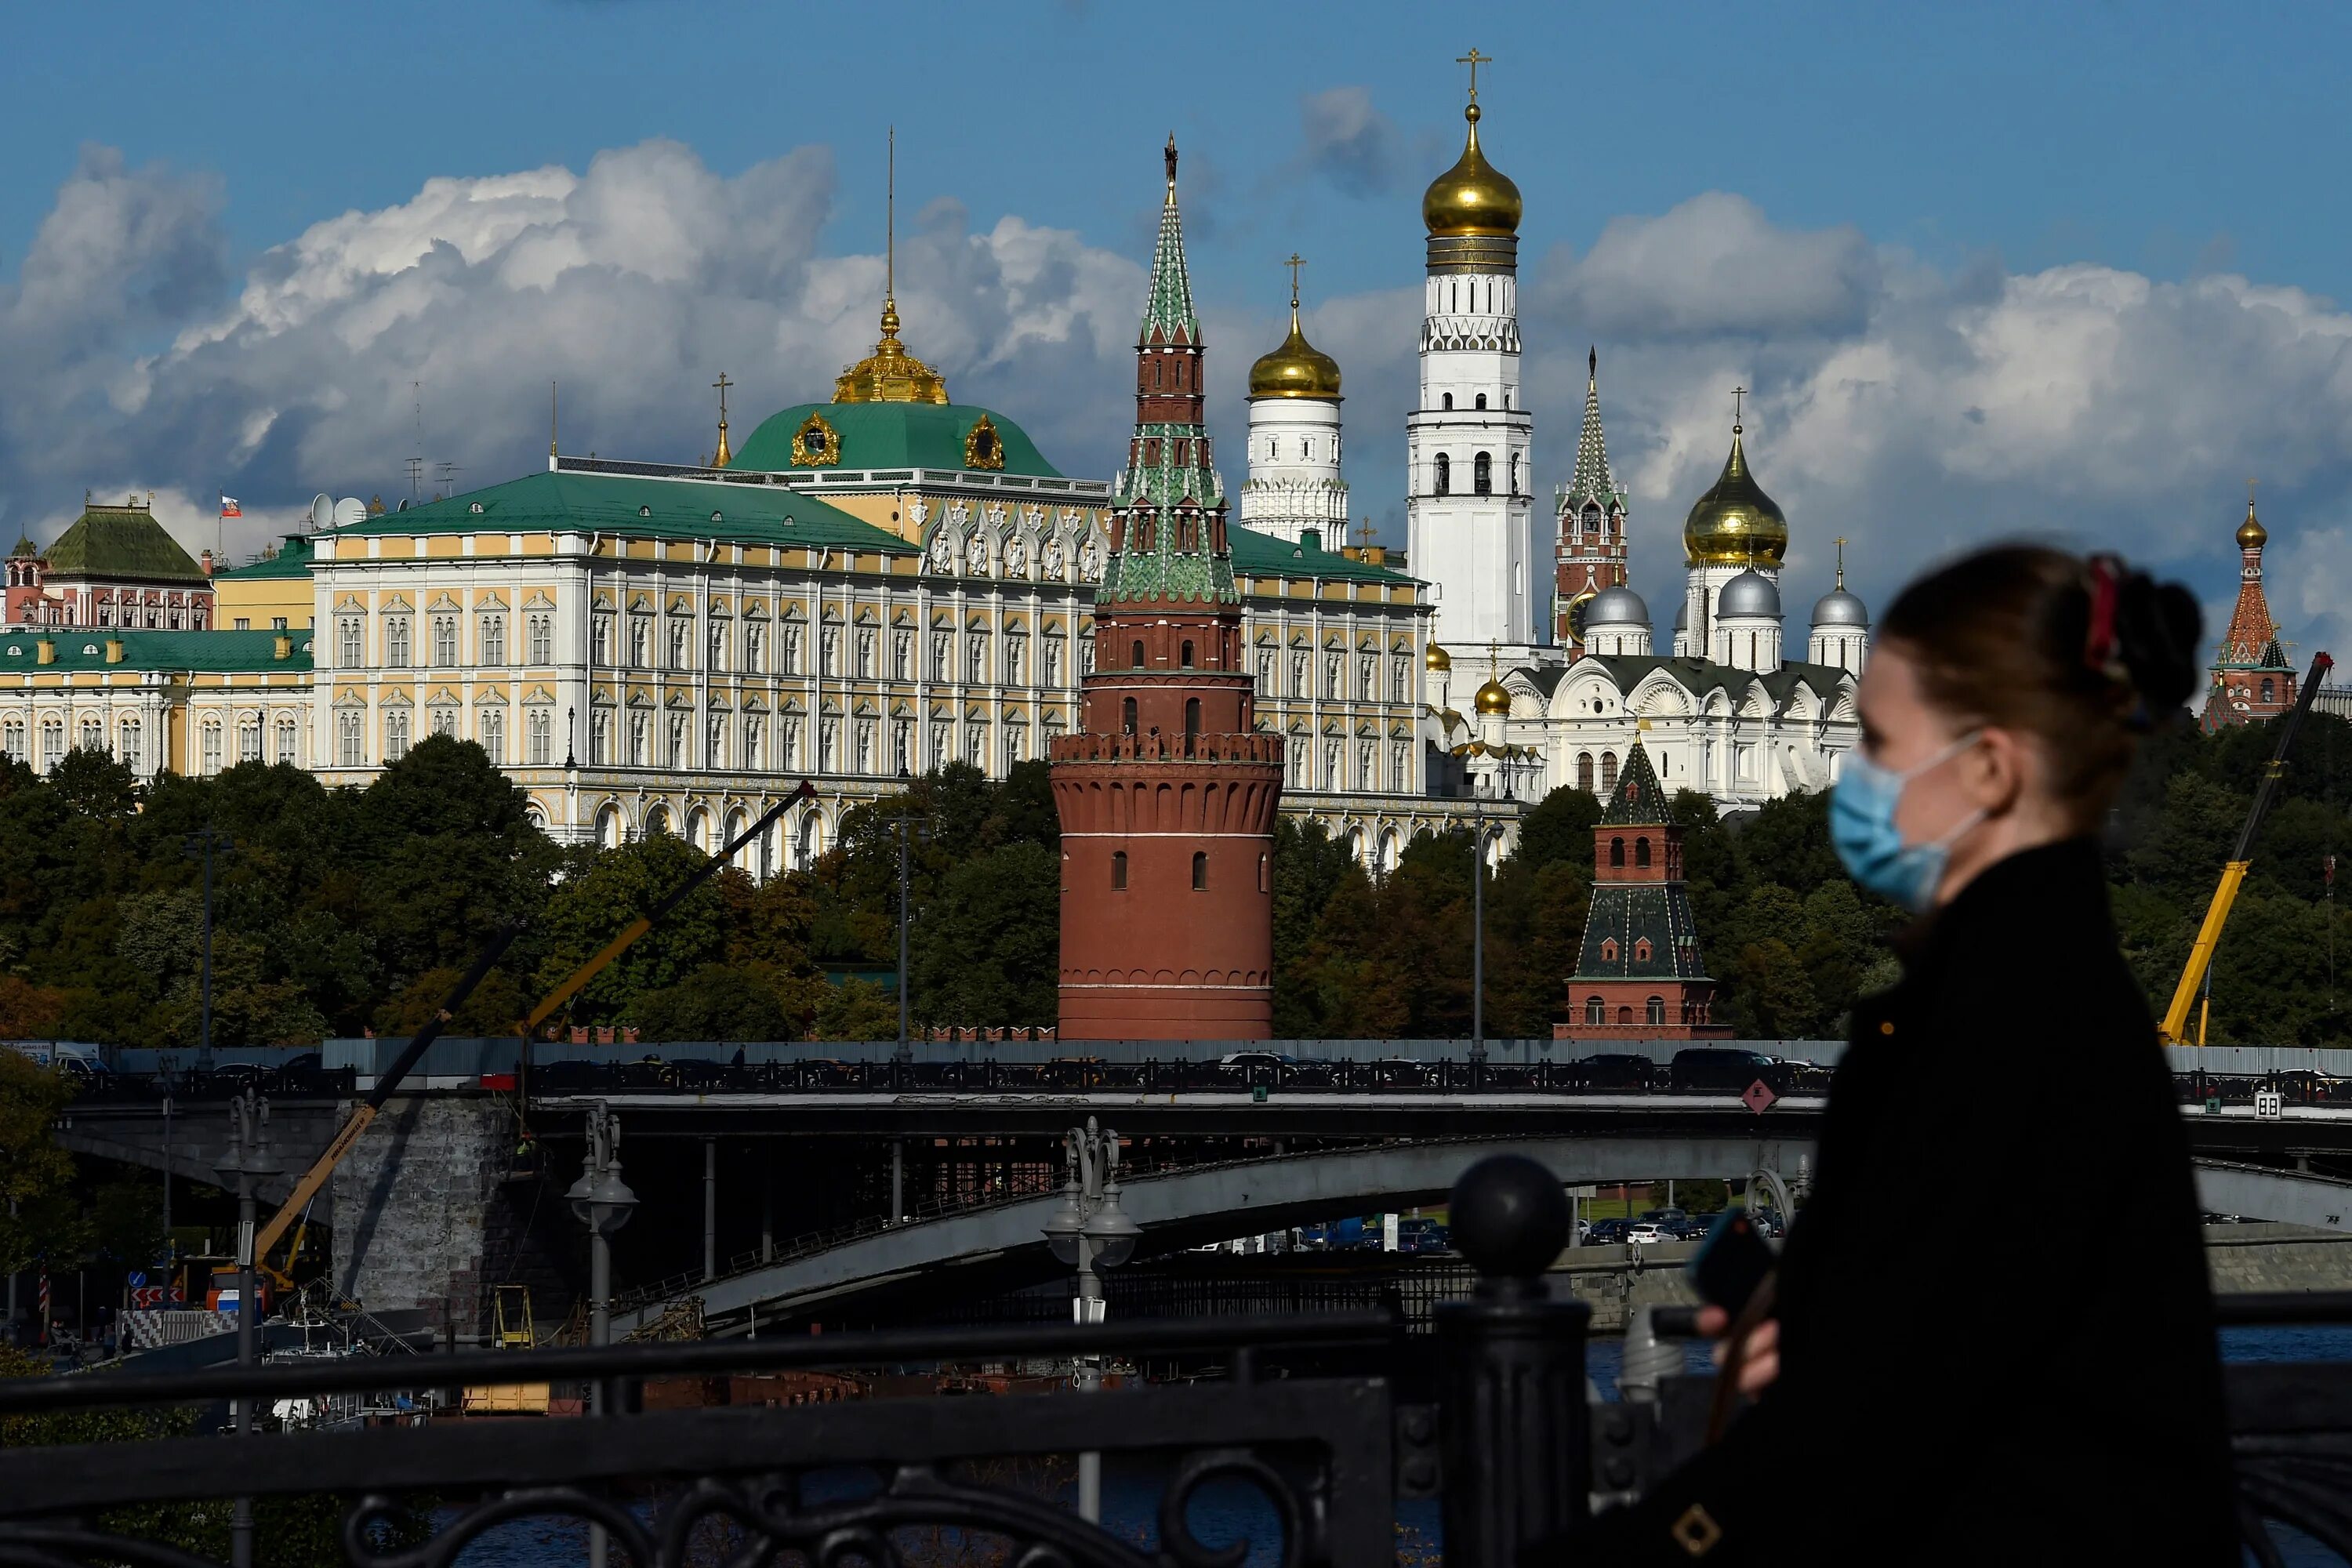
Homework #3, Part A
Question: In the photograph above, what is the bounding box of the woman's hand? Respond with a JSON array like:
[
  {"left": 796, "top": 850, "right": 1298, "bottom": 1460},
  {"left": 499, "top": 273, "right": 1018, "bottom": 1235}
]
[{"left": 1695, "top": 1304, "right": 1780, "bottom": 1395}]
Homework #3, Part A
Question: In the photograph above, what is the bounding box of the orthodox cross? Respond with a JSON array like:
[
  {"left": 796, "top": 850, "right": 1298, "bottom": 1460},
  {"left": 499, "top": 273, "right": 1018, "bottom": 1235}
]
[
  {"left": 1730, "top": 384, "right": 1748, "bottom": 430},
  {"left": 1457, "top": 48, "right": 1490, "bottom": 102},
  {"left": 1356, "top": 517, "right": 1377, "bottom": 551},
  {"left": 1286, "top": 252, "right": 1306, "bottom": 309},
  {"left": 1834, "top": 535, "right": 1848, "bottom": 589},
  {"left": 713, "top": 372, "right": 732, "bottom": 424}
]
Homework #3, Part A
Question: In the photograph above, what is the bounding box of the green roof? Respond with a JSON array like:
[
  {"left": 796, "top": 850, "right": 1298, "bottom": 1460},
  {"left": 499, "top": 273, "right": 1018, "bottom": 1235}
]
[
  {"left": 1229, "top": 525, "right": 1416, "bottom": 585},
  {"left": 0, "top": 629, "right": 312, "bottom": 673},
  {"left": 214, "top": 534, "right": 320, "bottom": 581},
  {"left": 42, "top": 505, "right": 205, "bottom": 584},
  {"left": 341, "top": 470, "right": 914, "bottom": 554},
  {"left": 732, "top": 402, "right": 1062, "bottom": 478},
  {"left": 1599, "top": 742, "right": 1674, "bottom": 826}
]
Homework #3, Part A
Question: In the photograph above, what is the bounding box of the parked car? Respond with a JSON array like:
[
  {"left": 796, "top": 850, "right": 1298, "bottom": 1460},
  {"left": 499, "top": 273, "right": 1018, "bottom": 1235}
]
[
  {"left": 1667, "top": 1047, "right": 1788, "bottom": 1094},
  {"left": 1570, "top": 1054, "right": 1657, "bottom": 1091},
  {"left": 526, "top": 1059, "right": 611, "bottom": 1094},
  {"left": 1625, "top": 1222, "right": 1671, "bottom": 1245},
  {"left": 1584, "top": 1218, "right": 1632, "bottom": 1246}
]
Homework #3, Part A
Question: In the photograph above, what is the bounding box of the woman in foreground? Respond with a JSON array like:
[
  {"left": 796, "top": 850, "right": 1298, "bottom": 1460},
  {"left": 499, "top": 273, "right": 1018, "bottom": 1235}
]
[{"left": 1577, "top": 545, "right": 2236, "bottom": 1564}]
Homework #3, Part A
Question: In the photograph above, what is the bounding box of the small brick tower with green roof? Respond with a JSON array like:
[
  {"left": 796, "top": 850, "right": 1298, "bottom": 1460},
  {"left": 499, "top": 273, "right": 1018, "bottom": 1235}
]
[
  {"left": 1050, "top": 137, "right": 1285, "bottom": 1040},
  {"left": 1557, "top": 737, "right": 1730, "bottom": 1039}
]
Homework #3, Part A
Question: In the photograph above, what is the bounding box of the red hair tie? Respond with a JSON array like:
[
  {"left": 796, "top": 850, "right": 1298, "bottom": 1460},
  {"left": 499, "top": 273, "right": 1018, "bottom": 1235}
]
[{"left": 2084, "top": 554, "right": 2125, "bottom": 681}]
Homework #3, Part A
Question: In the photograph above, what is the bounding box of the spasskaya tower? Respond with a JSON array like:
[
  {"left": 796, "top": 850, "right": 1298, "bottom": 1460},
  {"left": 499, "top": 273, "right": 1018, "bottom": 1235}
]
[{"left": 1050, "top": 138, "right": 1284, "bottom": 1040}]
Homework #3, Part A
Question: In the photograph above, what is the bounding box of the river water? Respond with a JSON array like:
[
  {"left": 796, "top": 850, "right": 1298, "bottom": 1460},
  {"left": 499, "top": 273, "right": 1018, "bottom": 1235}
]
[{"left": 437, "top": 1326, "right": 2352, "bottom": 1566}]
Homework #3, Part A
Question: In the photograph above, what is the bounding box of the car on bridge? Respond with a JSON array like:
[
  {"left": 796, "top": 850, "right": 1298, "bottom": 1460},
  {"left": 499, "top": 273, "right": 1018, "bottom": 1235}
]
[
  {"left": 1566, "top": 1054, "right": 1657, "bottom": 1091},
  {"left": 1667, "top": 1048, "right": 1792, "bottom": 1095}
]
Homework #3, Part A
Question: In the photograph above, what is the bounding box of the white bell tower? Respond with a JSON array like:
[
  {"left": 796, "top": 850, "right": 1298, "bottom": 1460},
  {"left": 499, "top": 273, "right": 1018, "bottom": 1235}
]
[{"left": 1405, "top": 53, "right": 1537, "bottom": 655}]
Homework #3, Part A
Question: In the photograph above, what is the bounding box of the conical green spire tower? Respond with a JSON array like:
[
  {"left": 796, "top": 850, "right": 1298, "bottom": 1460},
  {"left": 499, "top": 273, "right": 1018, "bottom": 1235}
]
[{"left": 1102, "top": 136, "right": 1235, "bottom": 608}]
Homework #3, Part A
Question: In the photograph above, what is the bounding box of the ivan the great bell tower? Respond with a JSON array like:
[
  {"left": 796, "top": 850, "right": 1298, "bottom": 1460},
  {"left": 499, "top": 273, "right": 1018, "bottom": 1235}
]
[{"left": 1049, "top": 140, "right": 1284, "bottom": 1041}]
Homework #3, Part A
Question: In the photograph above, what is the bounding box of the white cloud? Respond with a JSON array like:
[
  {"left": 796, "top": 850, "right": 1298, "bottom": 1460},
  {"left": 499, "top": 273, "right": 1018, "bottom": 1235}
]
[{"left": 9, "top": 143, "right": 2352, "bottom": 668}]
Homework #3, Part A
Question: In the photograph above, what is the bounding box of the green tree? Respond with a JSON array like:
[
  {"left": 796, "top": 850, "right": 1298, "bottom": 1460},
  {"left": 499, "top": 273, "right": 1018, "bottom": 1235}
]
[
  {"left": 532, "top": 834, "right": 725, "bottom": 1026},
  {"left": 815, "top": 977, "right": 901, "bottom": 1041},
  {"left": 912, "top": 843, "right": 1060, "bottom": 1028}
]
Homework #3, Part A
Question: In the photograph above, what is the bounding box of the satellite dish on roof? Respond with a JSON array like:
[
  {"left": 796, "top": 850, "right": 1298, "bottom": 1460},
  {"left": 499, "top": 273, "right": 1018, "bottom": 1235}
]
[
  {"left": 308, "top": 495, "right": 334, "bottom": 532},
  {"left": 396, "top": 499, "right": 410, "bottom": 512},
  {"left": 332, "top": 497, "right": 366, "bottom": 530}
]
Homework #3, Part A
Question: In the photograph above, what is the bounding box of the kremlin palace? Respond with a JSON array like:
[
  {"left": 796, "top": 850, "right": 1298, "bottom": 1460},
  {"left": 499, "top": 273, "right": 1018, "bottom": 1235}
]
[{"left": 0, "top": 76, "right": 1916, "bottom": 868}]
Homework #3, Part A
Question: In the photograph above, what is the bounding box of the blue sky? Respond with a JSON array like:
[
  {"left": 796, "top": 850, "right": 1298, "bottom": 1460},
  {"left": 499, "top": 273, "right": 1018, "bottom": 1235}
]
[{"left": 3, "top": 0, "right": 2350, "bottom": 653}]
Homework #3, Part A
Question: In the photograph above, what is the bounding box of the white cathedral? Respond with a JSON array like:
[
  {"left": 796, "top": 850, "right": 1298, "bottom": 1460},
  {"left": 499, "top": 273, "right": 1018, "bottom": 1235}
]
[{"left": 1237, "top": 71, "right": 1865, "bottom": 814}]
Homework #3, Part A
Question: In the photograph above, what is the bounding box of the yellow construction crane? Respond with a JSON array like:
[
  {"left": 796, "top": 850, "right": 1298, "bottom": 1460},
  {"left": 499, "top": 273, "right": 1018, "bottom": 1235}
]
[
  {"left": 252, "top": 782, "right": 814, "bottom": 1267},
  {"left": 2159, "top": 652, "right": 2335, "bottom": 1045}
]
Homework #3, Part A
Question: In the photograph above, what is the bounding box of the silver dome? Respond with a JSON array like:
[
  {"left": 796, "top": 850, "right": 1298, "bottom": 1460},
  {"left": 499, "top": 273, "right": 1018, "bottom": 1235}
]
[
  {"left": 1584, "top": 584, "right": 1650, "bottom": 626},
  {"left": 1673, "top": 597, "right": 1688, "bottom": 633},
  {"left": 1717, "top": 568, "right": 1781, "bottom": 619},
  {"left": 1811, "top": 587, "right": 1869, "bottom": 628}
]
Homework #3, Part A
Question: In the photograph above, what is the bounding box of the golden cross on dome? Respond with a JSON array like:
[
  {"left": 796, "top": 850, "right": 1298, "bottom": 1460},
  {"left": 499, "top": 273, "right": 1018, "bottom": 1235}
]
[
  {"left": 1456, "top": 48, "right": 1490, "bottom": 101},
  {"left": 1730, "top": 384, "right": 1748, "bottom": 430},
  {"left": 1286, "top": 252, "right": 1306, "bottom": 309},
  {"left": 2249, "top": 476, "right": 2259, "bottom": 508},
  {"left": 713, "top": 371, "right": 733, "bottom": 419},
  {"left": 1356, "top": 517, "right": 1376, "bottom": 550}
]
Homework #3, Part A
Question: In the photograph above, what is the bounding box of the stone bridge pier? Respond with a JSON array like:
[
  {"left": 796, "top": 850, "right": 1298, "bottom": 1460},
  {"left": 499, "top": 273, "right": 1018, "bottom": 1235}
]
[{"left": 57, "top": 1096, "right": 572, "bottom": 1338}]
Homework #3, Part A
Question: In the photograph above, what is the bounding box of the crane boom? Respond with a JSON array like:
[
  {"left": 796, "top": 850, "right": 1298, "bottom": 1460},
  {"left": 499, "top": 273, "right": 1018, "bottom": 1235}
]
[
  {"left": 2158, "top": 651, "right": 2336, "bottom": 1045},
  {"left": 252, "top": 780, "right": 815, "bottom": 1262}
]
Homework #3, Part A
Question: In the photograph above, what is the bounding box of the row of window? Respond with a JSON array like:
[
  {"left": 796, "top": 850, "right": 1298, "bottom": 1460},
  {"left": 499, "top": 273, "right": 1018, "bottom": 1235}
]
[
  {"left": 1, "top": 717, "right": 148, "bottom": 772},
  {"left": 1261, "top": 435, "right": 1340, "bottom": 464},
  {"left": 1581, "top": 996, "right": 1678, "bottom": 1027},
  {"left": 1105, "top": 850, "right": 1272, "bottom": 894},
  {"left": 1428, "top": 451, "right": 1519, "bottom": 498},
  {"left": 335, "top": 612, "right": 554, "bottom": 670},
  {"left": 332, "top": 706, "right": 557, "bottom": 769},
  {"left": 1283, "top": 735, "right": 1413, "bottom": 793},
  {"left": 1255, "top": 649, "right": 1412, "bottom": 702}
]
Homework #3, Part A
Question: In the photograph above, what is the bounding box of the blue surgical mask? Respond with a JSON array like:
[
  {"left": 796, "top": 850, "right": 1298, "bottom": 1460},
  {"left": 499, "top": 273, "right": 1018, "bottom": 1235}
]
[{"left": 1829, "top": 733, "right": 1985, "bottom": 913}]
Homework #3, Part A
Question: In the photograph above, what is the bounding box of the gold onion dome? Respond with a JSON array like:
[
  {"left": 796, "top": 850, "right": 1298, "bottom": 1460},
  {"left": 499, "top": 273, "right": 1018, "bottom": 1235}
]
[
  {"left": 1475, "top": 675, "right": 1511, "bottom": 715},
  {"left": 1422, "top": 101, "right": 1521, "bottom": 238},
  {"left": 1683, "top": 423, "right": 1789, "bottom": 568},
  {"left": 1248, "top": 304, "right": 1343, "bottom": 400},
  {"left": 1425, "top": 642, "right": 1453, "bottom": 671},
  {"left": 833, "top": 297, "right": 949, "bottom": 405},
  {"left": 2238, "top": 499, "right": 2268, "bottom": 550}
]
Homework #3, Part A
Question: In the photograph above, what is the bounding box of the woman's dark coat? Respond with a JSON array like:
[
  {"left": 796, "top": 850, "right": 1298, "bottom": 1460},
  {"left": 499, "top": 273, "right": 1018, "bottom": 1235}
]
[{"left": 1581, "top": 838, "right": 2236, "bottom": 1564}]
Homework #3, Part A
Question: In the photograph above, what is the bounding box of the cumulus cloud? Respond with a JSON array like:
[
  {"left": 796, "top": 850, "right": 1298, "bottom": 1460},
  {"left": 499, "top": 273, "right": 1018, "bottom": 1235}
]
[
  {"left": 10, "top": 142, "right": 2352, "bottom": 667},
  {"left": 0, "top": 140, "right": 1142, "bottom": 559}
]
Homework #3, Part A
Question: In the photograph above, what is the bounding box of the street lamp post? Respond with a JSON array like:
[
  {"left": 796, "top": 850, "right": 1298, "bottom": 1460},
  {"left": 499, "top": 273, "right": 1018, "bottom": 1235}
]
[
  {"left": 213, "top": 1090, "right": 283, "bottom": 1568},
  {"left": 1040, "top": 1117, "right": 1142, "bottom": 1523},
  {"left": 1468, "top": 810, "right": 1494, "bottom": 1079},
  {"left": 893, "top": 813, "right": 931, "bottom": 1070},
  {"left": 567, "top": 1103, "right": 637, "bottom": 1568}
]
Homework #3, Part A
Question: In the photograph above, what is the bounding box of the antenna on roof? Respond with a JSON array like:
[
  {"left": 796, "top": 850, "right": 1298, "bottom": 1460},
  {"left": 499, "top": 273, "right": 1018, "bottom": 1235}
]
[
  {"left": 412, "top": 381, "right": 424, "bottom": 505},
  {"left": 436, "top": 462, "right": 462, "bottom": 500}
]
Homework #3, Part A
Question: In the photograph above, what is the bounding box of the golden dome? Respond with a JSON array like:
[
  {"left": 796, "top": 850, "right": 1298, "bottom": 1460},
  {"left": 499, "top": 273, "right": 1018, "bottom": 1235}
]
[
  {"left": 1425, "top": 642, "right": 1452, "bottom": 671},
  {"left": 2238, "top": 499, "right": 2268, "bottom": 550},
  {"left": 1248, "top": 303, "right": 1343, "bottom": 400},
  {"left": 1474, "top": 675, "right": 1511, "bottom": 715},
  {"left": 1422, "top": 102, "right": 1521, "bottom": 238},
  {"left": 1683, "top": 424, "right": 1788, "bottom": 568},
  {"left": 834, "top": 297, "right": 949, "bottom": 405}
]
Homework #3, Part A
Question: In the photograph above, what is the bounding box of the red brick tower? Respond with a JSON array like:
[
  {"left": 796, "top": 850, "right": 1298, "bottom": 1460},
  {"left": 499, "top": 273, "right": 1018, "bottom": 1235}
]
[
  {"left": 1556, "top": 739, "right": 1730, "bottom": 1039},
  {"left": 2201, "top": 491, "right": 2299, "bottom": 731},
  {"left": 1552, "top": 348, "right": 1631, "bottom": 652},
  {"left": 1051, "top": 139, "right": 1284, "bottom": 1041}
]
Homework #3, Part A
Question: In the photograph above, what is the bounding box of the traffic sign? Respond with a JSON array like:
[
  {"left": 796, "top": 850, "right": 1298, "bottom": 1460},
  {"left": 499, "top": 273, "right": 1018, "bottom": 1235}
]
[
  {"left": 2256, "top": 1089, "right": 2284, "bottom": 1121},
  {"left": 1743, "top": 1079, "right": 1779, "bottom": 1116},
  {"left": 129, "top": 1287, "right": 167, "bottom": 1308},
  {"left": 125, "top": 1271, "right": 146, "bottom": 1289}
]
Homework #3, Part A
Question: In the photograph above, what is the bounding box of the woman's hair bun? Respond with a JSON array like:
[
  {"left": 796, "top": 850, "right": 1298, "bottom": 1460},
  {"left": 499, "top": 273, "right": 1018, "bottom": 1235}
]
[{"left": 2106, "top": 565, "right": 2203, "bottom": 720}]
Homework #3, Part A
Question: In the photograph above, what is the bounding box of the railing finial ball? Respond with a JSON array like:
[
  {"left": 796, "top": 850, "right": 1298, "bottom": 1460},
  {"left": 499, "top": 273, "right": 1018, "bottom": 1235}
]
[{"left": 1448, "top": 1154, "right": 1570, "bottom": 1280}]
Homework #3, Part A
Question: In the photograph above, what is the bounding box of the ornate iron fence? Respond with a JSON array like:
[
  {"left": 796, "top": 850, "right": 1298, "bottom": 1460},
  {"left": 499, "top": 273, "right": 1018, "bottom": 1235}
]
[{"left": 2, "top": 1159, "right": 2350, "bottom": 1566}]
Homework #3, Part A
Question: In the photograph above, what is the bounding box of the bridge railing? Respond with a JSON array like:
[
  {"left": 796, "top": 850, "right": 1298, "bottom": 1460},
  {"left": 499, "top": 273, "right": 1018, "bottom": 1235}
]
[{"left": 0, "top": 1156, "right": 2346, "bottom": 1566}]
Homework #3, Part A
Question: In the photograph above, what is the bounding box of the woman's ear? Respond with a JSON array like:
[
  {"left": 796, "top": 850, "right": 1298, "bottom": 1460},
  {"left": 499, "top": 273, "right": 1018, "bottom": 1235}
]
[{"left": 1965, "top": 728, "right": 2029, "bottom": 816}]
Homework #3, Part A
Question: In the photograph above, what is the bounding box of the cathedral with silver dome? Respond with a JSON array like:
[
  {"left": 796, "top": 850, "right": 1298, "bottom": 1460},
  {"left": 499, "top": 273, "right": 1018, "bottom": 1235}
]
[{"left": 1236, "top": 59, "right": 1867, "bottom": 816}]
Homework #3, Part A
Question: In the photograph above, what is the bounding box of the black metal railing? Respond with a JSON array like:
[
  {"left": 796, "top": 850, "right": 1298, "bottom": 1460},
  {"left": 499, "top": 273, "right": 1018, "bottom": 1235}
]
[{"left": 5, "top": 1158, "right": 2352, "bottom": 1566}]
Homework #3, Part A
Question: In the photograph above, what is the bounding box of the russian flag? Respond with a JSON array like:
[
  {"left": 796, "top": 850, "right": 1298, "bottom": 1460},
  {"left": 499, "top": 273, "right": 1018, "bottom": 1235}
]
[{"left": 219, "top": 495, "right": 241, "bottom": 519}]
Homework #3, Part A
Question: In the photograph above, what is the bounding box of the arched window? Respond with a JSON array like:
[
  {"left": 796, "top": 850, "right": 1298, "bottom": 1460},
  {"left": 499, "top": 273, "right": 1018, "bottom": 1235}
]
[
  {"left": 1434, "top": 453, "right": 1450, "bottom": 495},
  {"left": 1617, "top": 1006, "right": 1634, "bottom": 1025},
  {"left": 1192, "top": 851, "right": 1208, "bottom": 891},
  {"left": 1635, "top": 837, "right": 1652, "bottom": 868},
  {"left": 1131, "top": 639, "right": 1146, "bottom": 669},
  {"left": 1473, "top": 452, "right": 1493, "bottom": 495},
  {"left": 1646, "top": 996, "right": 1666, "bottom": 1026},
  {"left": 1442, "top": 393, "right": 1454, "bottom": 411},
  {"left": 1600, "top": 752, "right": 1619, "bottom": 792},
  {"left": 1121, "top": 697, "right": 1138, "bottom": 735},
  {"left": 1577, "top": 753, "right": 1595, "bottom": 791},
  {"left": 1112, "top": 851, "right": 1128, "bottom": 891},
  {"left": 1610, "top": 836, "right": 1625, "bottom": 867},
  {"left": 2262, "top": 677, "right": 2276, "bottom": 703},
  {"left": 1180, "top": 639, "right": 1195, "bottom": 668},
  {"left": 1635, "top": 939, "right": 1652, "bottom": 963},
  {"left": 1585, "top": 996, "right": 1605, "bottom": 1025},
  {"left": 1601, "top": 938, "right": 1618, "bottom": 962},
  {"left": 1475, "top": 393, "right": 1487, "bottom": 410}
]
